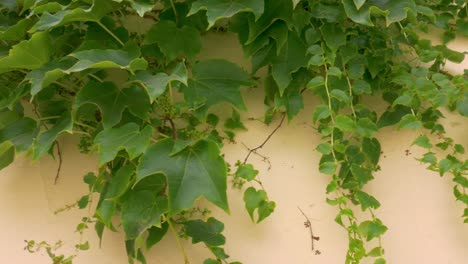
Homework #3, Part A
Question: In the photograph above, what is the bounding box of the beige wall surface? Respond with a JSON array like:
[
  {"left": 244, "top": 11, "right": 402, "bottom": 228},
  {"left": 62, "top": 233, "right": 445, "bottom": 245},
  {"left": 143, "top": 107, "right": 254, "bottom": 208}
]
[{"left": 1, "top": 33, "right": 467, "bottom": 264}]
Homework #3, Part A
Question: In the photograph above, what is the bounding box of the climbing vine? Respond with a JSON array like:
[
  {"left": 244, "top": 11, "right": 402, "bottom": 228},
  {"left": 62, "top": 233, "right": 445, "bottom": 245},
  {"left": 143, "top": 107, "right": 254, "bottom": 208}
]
[{"left": 0, "top": 0, "right": 466, "bottom": 263}]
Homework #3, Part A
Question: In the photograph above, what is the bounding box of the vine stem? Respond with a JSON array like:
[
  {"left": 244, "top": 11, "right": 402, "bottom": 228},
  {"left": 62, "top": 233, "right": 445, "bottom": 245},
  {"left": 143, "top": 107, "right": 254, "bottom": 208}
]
[
  {"left": 167, "top": 218, "right": 189, "bottom": 264},
  {"left": 96, "top": 21, "right": 124, "bottom": 47},
  {"left": 298, "top": 207, "right": 318, "bottom": 252},
  {"left": 169, "top": 0, "right": 179, "bottom": 25}
]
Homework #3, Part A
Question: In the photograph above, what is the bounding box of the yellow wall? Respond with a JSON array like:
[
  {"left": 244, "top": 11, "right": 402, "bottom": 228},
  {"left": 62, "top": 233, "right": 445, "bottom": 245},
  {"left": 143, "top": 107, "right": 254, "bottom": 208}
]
[{"left": 1, "top": 32, "right": 467, "bottom": 264}]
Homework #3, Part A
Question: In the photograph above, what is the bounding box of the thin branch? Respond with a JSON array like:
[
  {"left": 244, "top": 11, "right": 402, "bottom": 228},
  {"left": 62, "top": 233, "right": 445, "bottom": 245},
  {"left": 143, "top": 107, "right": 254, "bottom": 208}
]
[
  {"left": 96, "top": 21, "right": 124, "bottom": 47},
  {"left": 53, "top": 142, "right": 63, "bottom": 185},
  {"left": 298, "top": 207, "right": 320, "bottom": 253},
  {"left": 167, "top": 218, "right": 189, "bottom": 264},
  {"left": 168, "top": 118, "right": 178, "bottom": 140},
  {"left": 169, "top": 0, "right": 179, "bottom": 25},
  {"left": 243, "top": 112, "right": 286, "bottom": 164}
]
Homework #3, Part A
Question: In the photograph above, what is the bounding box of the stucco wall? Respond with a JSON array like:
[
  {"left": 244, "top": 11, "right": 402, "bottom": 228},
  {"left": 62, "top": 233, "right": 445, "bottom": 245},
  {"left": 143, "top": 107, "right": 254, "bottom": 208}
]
[{"left": 1, "top": 32, "right": 467, "bottom": 264}]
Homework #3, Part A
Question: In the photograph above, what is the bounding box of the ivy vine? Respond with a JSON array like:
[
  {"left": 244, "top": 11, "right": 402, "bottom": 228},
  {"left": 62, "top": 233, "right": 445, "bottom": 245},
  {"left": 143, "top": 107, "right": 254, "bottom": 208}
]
[{"left": 0, "top": 0, "right": 467, "bottom": 263}]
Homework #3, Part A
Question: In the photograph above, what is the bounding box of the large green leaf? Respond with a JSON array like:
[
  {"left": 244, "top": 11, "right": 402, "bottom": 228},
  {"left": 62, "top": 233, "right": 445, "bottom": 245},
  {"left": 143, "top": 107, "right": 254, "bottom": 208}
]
[
  {"left": 0, "top": 32, "right": 52, "bottom": 71},
  {"left": 132, "top": 61, "right": 187, "bottom": 102},
  {"left": 182, "top": 59, "right": 251, "bottom": 119},
  {"left": 271, "top": 32, "right": 309, "bottom": 95},
  {"left": 343, "top": 0, "right": 416, "bottom": 26},
  {"left": 144, "top": 20, "right": 201, "bottom": 61},
  {"left": 0, "top": 117, "right": 38, "bottom": 152},
  {"left": 74, "top": 81, "right": 151, "bottom": 129},
  {"left": 184, "top": 217, "right": 225, "bottom": 246},
  {"left": 66, "top": 43, "right": 147, "bottom": 73},
  {"left": 188, "top": 0, "right": 264, "bottom": 28},
  {"left": 94, "top": 123, "right": 153, "bottom": 165},
  {"left": 26, "top": 60, "right": 72, "bottom": 97},
  {"left": 30, "top": 1, "right": 114, "bottom": 32},
  {"left": 137, "top": 138, "right": 229, "bottom": 215},
  {"left": 32, "top": 112, "right": 73, "bottom": 160},
  {"left": 121, "top": 190, "right": 168, "bottom": 239}
]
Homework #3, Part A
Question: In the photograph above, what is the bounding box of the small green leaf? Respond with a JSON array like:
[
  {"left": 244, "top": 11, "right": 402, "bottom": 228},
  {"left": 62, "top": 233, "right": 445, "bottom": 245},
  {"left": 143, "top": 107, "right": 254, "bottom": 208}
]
[
  {"left": 355, "top": 191, "right": 381, "bottom": 211},
  {"left": 352, "top": 80, "right": 372, "bottom": 95},
  {"left": 358, "top": 220, "right": 388, "bottom": 241},
  {"left": 184, "top": 217, "right": 225, "bottom": 246},
  {"left": 356, "top": 118, "right": 378, "bottom": 137},
  {"left": 76, "top": 241, "right": 90, "bottom": 251},
  {"left": 374, "top": 258, "right": 386, "bottom": 264},
  {"left": 454, "top": 144, "right": 465, "bottom": 154},
  {"left": 362, "top": 137, "right": 381, "bottom": 165},
  {"left": 328, "top": 67, "right": 342, "bottom": 78},
  {"left": 335, "top": 115, "right": 356, "bottom": 131},
  {"left": 0, "top": 141, "right": 14, "bottom": 170},
  {"left": 33, "top": 112, "right": 72, "bottom": 159},
  {"left": 243, "top": 187, "right": 274, "bottom": 223},
  {"left": 367, "top": 247, "right": 384, "bottom": 257},
  {"left": 121, "top": 191, "right": 168, "bottom": 239},
  {"left": 412, "top": 135, "right": 432, "bottom": 148},
  {"left": 307, "top": 76, "right": 324, "bottom": 90},
  {"left": 235, "top": 163, "right": 258, "bottom": 181},
  {"left": 316, "top": 142, "right": 332, "bottom": 155},
  {"left": 398, "top": 114, "right": 422, "bottom": 130},
  {"left": 392, "top": 94, "right": 412, "bottom": 107},
  {"left": 319, "top": 161, "right": 337, "bottom": 175},
  {"left": 146, "top": 222, "right": 169, "bottom": 250},
  {"left": 330, "top": 89, "right": 350, "bottom": 103},
  {"left": 0, "top": 117, "right": 38, "bottom": 152},
  {"left": 438, "top": 159, "right": 452, "bottom": 176},
  {"left": 204, "top": 259, "right": 221, "bottom": 264},
  {"left": 312, "top": 105, "right": 331, "bottom": 123},
  {"left": 224, "top": 109, "right": 247, "bottom": 131}
]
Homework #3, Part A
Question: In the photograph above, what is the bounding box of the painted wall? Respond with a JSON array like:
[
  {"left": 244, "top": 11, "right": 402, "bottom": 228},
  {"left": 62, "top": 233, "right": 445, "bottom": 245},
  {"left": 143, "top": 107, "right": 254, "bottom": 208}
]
[{"left": 1, "top": 32, "right": 467, "bottom": 264}]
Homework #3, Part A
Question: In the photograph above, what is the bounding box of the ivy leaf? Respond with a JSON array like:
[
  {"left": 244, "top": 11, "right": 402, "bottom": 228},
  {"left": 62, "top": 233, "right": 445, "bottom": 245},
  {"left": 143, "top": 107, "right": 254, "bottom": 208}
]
[
  {"left": 0, "top": 32, "right": 52, "bottom": 72},
  {"left": 182, "top": 59, "right": 251, "bottom": 119},
  {"left": 96, "top": 165, "right": 135, "bottom": 228},
  {"left": 189, "top": 0, "right": 264, "bottom": 28},
  {"left": 184, "top": 217, "right": 225, "bottom": 246},
  {"left": 319, "top": 161, "right": 336, "bottom": 175},
  {"left": 356, "top": 118, "right": 378, "bottom": 138},
  {"left": 66, "top": 42, "right": 147, "bottom": 73},
  {"left": 358, "top": 220, "right": 388, "bottom": 241},
  {"left": 362, "top": 137, "right": 381, "bottom": 165},
  {"left": 137, "top": 139, "right": 229, "bottom": 215},
  {"left": 398, "top": 114, "right": 422, "bottom": 130},
  {"left": 412, "top": 135, "right": 432, "bottom": 148},
  {"left": 377, "top": 106, "right": 411, "bottom": 128},
  {"left": 352, "top": 80, "right": 372, "bottom": 95},
  {"left": 335, "top": 115, "right": 356, "bottom": 131},
  {"left": 121, "top": 190, "right": 168, "bottom": 239},
  {"left": 132, "top": 61, "right": 187, "bottom": 102},
  {"left": 94, "top": 123, "right": 153, "bottom": 165},
  {"left": 74, "top": 81, "right": 151, "bottom": 129},
  {"left": 224, "top": 109, "right": 247, "bottom": 130},
  {"left": 355, "top": 191, "right": 381, "bottom": 211},
  {"left": 32, "top": 112, "right": 73, "bottom": 160},
  {"left": 312, "top": 105, "right": 331, "bottom": 123},
  {"left": 30, "top": 1, "right": 113, "bottom": 32},
  {"left": 235, "top": 163, "right": 258, "bottom": 181},
  {"left": 144, "top": 20, "right": 201, "bottom": 61},
  {"left": 316, "top": 142, "right": 332, "bottom": 155},
  {"left": 0, "top": 141, "right": 14, "bottom": 170},
  {"left": 146, "top": 222, "right": 169, "bottom": 250},
  {"left": 321, "top": 23, "right": 346, "bottom": 52},
  {"left": 243, "top": 187, "right": 275, "bottom": 223},
  {"left": 0, "top": 117, "right": 38, "bottom": 152},
  {"left": 271, "top": 32, "right": 308, "bottom": 95}
]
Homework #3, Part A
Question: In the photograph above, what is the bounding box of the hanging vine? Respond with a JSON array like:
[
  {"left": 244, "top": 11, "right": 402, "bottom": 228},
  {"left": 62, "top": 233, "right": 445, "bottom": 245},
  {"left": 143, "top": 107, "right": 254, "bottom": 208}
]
[{"left": 0, "top": 0, "right": 466, "bottom": 263}]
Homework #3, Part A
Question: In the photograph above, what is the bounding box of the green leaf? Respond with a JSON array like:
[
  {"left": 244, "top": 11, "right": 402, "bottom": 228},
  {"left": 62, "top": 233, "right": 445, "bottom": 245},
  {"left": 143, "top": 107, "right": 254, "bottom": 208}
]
[
  {"left": 144, "top": 20, "right": 201, "bottom": 61},
  {"left": 355, "top": 191, "right": 381, "bottom": 211},
  {"left": 335, "top": 115, "right": 356, "bottom": 131},
  {"left": 353, "top": 0, "right": 366, "bottom": 10},
  {"left": 235, "top": 163, "right": 258, "bottom": 181},
  {"left": 316, "top": 142, "right": 332, "bottom": 155},
  {"left": 33, "top": 112, "right": 73, "bottom": 159},
  {"left": 398, "top": 114, "right": 422, "bottom": 130},
  {"left": 319, "top": 161, "right": 337, "bottom": 175},
  {"left": 121, "top": 190, "right": 168, "bottom": 239},
  {"left": 358, "top": 220, "right": 388, "bottom": 241},
  {"left": 377, "top": 106, "right": 411, "bottom": 128},
  {"left": 182, "top": 59, "right": 251, "bottom": 119},
  {"left": 96, "top": 165, "right": 135, "bottom": 227},
  {"left": 0, "top": 117, "right": 38, "bottom": 152},
  {"left": 113, "top": 0, "right": 156, "bottom": 17},
  {"left": 356, "top": 118, "right": 378, "bottom": 138},
  {"left": 0, "top": 18, "right": 34, "bottom": 41},
  {"left": 66, "top": 43, "right": 147, "bottom": 73},
  {"left": 351, "top": 80, "right": 372, "bottom": 95},
  {"left": 307, "top": 76, "right": 324, "bottom": 90},
  {"left": 26, "top": 60, "right": 72, "bottom": 97},
  {"left": 412, "top": 135, "right": 432, "bottom": 148},
  {"left": 312, "top": 105, "right": 331, "bottom": 123},
  {"left": 321, "top": 23, "right": 346, "bottom": 52},
  {"left": 374, "top": 258, "right": 386, "bottom": 264},
  {"left": 367, "top": 247, "right": 384, "bottom": 257},
  {"left": 270, "top": 33, "right": 308, "bottom": 94},
  {"left": 0, "top": 141, "right": 15, "bottom": 170},
  {"left": 0, "top": 32, "right": 52, "bottom": 71},
  {"left": 204, "top": 259, "right": 221, "bottom": 264},
  {"left": 30, "top": 1, "right": 113, "bottom": 32},
  {"left": 184, "top": 217, "right": 225, "bottom": 246},
  {"left": 94, "top": 123, "right": 153, "bottom": 165},
  {"left": 132, "top": 61, "right": 187, "bottom": 102},
  {"left": 224, "top": 109, "right": 247, "bottom": 130},
  {"left": 137, "top": 139, "right": 229, "bottom": 215},
  {"left": 362, "top": 137, "right": 381, "bottom": 165},
  {"left": 189, "top": 0, "right": 264, "bottom": 28},
  {"left": 146, "top": 222, "right": 169, "bottom": 250},
  {"left": 438, "top": 159, "right": 453, "bottom": 176},
  {"left": 243, "top": 187, "right": 275, "bottom": 223},
  {"left": 392, "top": 94, "right": 412, "bottom": 107},
  {"left": 454, "top": 144, "right": 465, "bottom": 154},
  {"left": 75, "top": 81, "right": 151, "bottom": 128}
]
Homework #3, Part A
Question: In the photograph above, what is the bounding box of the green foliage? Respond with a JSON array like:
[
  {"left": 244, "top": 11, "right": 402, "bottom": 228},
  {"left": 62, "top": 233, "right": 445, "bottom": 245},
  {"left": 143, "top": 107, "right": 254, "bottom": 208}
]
[{"left": 1, "top": 0, "right": 466, "bottom": 263}]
